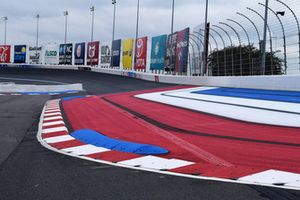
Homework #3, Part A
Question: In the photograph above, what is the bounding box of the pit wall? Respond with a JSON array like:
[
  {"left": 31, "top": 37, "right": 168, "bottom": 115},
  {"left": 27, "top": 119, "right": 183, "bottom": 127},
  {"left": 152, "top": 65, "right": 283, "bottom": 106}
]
[{"left": 2, "top": 64, "right": 300, "bottom": 91}]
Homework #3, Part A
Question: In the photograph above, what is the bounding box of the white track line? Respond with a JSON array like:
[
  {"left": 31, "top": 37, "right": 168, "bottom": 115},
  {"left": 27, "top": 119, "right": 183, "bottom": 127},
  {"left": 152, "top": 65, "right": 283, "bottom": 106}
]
[
  {"left": 42, "top": 127, "right": 67, "bottom": 134},
  {"left": 61, "top": 145, "right": 110, "bottom": 155},
  {"left": 44, "top": 135, "right": 74, "bottom": 144}
]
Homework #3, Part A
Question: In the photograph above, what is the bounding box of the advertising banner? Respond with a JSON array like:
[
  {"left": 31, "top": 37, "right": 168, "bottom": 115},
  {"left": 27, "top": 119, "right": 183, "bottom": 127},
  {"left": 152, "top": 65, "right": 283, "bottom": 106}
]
[
  {"left": 45, "top": 44, "right": 58, "bottom": 65},
  {"left": 175, "top": 27, "right": 190, "bottom": 73},
  {"left": 87, "top": 41, "right": 100, "bottom": 66},
  {"left": 150, "top": 34, "right": 167, "bottom": 70},
  {"left": 111, "top": 39, "right": 121, "bottom": 67},
  {"left": 0, "top": 45, "right": 11, "bottom": 63},
  {"left": 134, "top": 36, "right": 147, "bottom": 70},
  {"left": 122, "top": 38, "right": 134, "bottom": 70},
  {"left": 100, "top": 45, "right": 111, "bottom": 68},
  {"left": 74, "top": 42, "right": 85, "bottom": 65},
  {"left": 59, "top": 43, "right": 73, "bottom": 65},
  {"left": 14, "top": 45, "right": 26, "bottom": 63},
  {"left": 28, "top": 46, "right": 42, "bottom": 64},
  {"left": 165, "top": 33, "right": 177, "bottom": 72}
]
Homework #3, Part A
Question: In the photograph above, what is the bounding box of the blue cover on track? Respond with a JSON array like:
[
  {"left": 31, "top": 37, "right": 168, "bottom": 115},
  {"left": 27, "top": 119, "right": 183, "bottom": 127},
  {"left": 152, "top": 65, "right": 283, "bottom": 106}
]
[{"left": 70, "top": 129, "right": 169, "bottom": 155}]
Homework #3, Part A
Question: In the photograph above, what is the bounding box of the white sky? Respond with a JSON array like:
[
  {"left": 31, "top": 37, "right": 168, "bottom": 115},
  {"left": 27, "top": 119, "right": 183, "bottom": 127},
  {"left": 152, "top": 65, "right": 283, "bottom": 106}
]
[{"left": 0, "top": 0, "right": 259, "bottom": 45}]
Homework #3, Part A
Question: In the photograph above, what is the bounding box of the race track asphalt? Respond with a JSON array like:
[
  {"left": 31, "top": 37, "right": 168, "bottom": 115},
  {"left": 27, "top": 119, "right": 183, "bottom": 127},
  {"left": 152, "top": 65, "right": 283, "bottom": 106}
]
[{"left": 0, "top": 67, "right": 299, "bottom": 200}]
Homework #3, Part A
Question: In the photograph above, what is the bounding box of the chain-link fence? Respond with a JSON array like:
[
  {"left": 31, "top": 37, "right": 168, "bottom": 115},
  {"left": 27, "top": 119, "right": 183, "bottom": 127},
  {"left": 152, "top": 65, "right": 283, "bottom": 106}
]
[{"left": 190, "top": 0, "right": 300, "bottom": 76}]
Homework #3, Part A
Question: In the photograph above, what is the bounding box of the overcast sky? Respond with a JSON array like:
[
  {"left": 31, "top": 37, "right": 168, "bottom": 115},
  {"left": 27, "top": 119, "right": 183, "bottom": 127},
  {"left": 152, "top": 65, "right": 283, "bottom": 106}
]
[{"left": 0, "top": 0, "right": 263, "bottom": 46}]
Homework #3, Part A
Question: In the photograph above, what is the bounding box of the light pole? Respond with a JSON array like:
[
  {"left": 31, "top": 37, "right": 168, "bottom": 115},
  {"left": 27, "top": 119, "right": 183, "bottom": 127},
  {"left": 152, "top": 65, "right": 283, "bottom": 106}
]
[
  {"left": 63, "top": 11, "right": 68, "bottom": 44},
  {"left": 261, "top": 0, "right": 269, "bottom": 75},
  {"left": 90, "top": 6, "right": 95, "bottom": 42},
  {"left": 112, "top": 0, "right": 116, "bottom": 42},
  {"left": 202, "top": 0, "right": 209, "bottom": 76},
  {"left": 171, "top": 0, "right": 175, "bottom": 34},
  {"left": 246, "top": 7, "right": 274, "bottom": 75},
  {"left": 3, "top": 17, "right": 8, "bottom": 45},
  {"left": 36, "top": 14, "right": 40, "bottom": 49},
  {"left": 259, "top": 3, "right": 287, "bottom": 75},
  {"left": 134, "top": 0, "right": 140, "bottom": 70}
]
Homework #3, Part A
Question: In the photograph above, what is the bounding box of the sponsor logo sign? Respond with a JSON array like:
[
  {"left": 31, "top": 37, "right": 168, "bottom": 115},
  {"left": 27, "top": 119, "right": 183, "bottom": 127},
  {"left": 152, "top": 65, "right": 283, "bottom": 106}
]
[
  {"left": 165, "top": 33, "right": 177, "bottom": 72},
  {"left": 59, "top": 43, "right": 73, "bottom": 65},
  {"left": 28, "top": 46, "right": 42, "bottom": 64},
  {"left": 150, "top": 35, "right": 167, "bottom": 70},
  {"left": 74, "top": 43, "right": 85, "bottom": 65},
  {"left": 87, "top": 41, "right": 100, "bottom": 66},
  {"left": 14, "top": 45, "right": 26, "bottom": 64},
  {"left": 134, "top": 36, "right": 147, "bottom": 70},
  {"left": 122, "top": 38, "right": 134, "bottom": 70},
  {"left": 111, "top": 39, "right": 121, "bottom": 67},
  {"left": 100, "top": 45, "right": 111, "bottom": 68},
  {"left": 45, "top": 44, "right": 58, "bottom": 65},
  {"left": 0, "top": 45, "right": 11, "bottom": 63},
  {"left": 175, "top": 27, "right": 190, "bottom": 73}
]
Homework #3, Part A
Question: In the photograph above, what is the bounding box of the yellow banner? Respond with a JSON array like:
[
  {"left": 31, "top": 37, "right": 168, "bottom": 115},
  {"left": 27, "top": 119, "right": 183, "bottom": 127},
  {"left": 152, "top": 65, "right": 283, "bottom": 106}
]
[{"left": 122, "top": 38, "right": 134, "bottom": 70}]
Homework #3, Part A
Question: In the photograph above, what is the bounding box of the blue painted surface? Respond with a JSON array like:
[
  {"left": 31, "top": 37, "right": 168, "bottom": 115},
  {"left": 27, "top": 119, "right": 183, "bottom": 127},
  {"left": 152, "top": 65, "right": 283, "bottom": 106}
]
[
  {"left": 20, "top": 90, "right": 78, "bottom": 95},
  {"left": 71, "top": 129, "right": 169, "bottom": 155},
  {"left": 192, "top": 88, "right": 300, "bottom": 103},
  {"left": 62, "top": 95, "right": 87, "bottom": 101}
]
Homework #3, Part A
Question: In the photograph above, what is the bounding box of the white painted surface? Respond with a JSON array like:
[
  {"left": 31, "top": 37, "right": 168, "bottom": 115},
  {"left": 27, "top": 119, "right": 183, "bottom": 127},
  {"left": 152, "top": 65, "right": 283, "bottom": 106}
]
[
  {"left": 42, "top": 126, "right": 68, "bottom": 134},
  {"left": 136, "top": 89, "right": 300, "bottom": 127},
  {"left": 44, "top": 112, "right": 61, "bottom": 117},
  {"left": 239, "top": 170, "right": 300, "bottom": 188},
  {"left": 62, "top": 145, "right": 110, "bottom": 155},
  {"left": 44, "top": 135, "right": 74, "bottom": 143},
  {"left": 119, "top": 156, "right": 194, "bottom": 170},
  {"left": 43, "top": 121, "right": 65, "bottom": 127},
  {"left": 43, "top": 116, "right": 63, "bottom": 121}
]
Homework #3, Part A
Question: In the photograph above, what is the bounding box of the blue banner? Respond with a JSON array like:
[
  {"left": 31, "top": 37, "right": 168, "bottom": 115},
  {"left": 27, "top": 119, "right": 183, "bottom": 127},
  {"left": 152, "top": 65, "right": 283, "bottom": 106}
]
[
  {"left": 150, "top": 35, "right": 167, "bottom": 70},
  {"left": 74, "top": 42, "right": 85, "bottom": 65},
  {"left": 14, "top": 45, "right": 26, "bottom": 63},
  {"left": 59, "top": 43, "right": 73, "bottom": 65},
  {"left": 111, "top": 39, "right": 121, "bottom": 67}
]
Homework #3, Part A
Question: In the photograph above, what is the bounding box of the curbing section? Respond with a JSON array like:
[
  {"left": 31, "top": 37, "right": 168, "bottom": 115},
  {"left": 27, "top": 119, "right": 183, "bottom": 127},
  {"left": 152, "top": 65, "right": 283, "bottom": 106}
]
[
  {"left": 3, "top": 63, "right": 300, "bottom": 91},
  {"left": 37, "top": 99, "right": 300, "bottom": 191}
]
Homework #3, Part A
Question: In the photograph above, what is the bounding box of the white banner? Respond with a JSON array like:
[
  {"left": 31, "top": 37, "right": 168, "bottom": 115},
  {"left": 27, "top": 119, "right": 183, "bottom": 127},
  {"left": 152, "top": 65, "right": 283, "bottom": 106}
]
[
  {"left": 28, "top": 46, "right": 42, "bottom": 64},
  {"left": 44, "top": 44, "right": 58, "bottom": 65}
]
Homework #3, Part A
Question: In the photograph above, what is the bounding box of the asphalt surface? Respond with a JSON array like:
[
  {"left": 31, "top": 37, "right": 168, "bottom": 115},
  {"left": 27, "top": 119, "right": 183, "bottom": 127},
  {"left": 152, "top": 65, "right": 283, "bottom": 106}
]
[{"left": 0, "top": 67, "right": 300, "bottom": 200}]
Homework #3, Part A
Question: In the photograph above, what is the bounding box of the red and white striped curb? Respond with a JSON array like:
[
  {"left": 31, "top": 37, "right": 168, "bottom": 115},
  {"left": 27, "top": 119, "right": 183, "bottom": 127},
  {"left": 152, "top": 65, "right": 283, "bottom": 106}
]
[{"left": 37, "top": 99, "right": 300, "bottom": 191}]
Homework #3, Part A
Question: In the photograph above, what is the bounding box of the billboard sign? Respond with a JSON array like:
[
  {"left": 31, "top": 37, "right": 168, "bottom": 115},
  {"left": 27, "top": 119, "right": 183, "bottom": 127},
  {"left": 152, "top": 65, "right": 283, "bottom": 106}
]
[
  {"left": 59, "top": 43, "right": 73, "bottom": 65},
  {"left": 87, "top": 41, "right": 100, "bottom": 66},
  {"left": 175, "top": 27, "right": 190, "bottom": 73},
  {"left": 165, "top": 33, "right": 177, "bottom": 71},
  {"left": 45, "top": 44, "right": 58, "bottom": 65},
  {"left": 122, "top": 38, "right": 134, "bottom": 70},
  {"left": 28, "top": 46, "right": 42, "bottom": 64},
  {"left": 74, "top": 42, "right": 85, "bottom": 65},
  {"left": 0, "top": 45, "right": 11, "bottom": 63},
  {"left": 150, "top": 34, "right": 167, "bottom": 70},
  {"left": 100, "top": 45, "right": 111, "bottom": 68},
  {"left": 134, "top": 36, "right": 147, "bottom": 70},
  {"left": 14, "top": 45, "right": 26, "bottom": 64},
  {"left": 111, "top": 39, "right": 121, "bottom": 67}
]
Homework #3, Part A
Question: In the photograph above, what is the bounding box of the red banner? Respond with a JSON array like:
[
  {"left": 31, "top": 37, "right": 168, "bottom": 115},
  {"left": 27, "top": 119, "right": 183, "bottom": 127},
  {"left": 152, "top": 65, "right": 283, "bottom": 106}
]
[
  {"left": 0, "top": 45, "right": 11, "bottom": 63},
  {"left": 87, "top": 41, "right": 100, "bottom": 66},
  {"left": 134, "top": 36, "right": 147, "bottom": 70}
]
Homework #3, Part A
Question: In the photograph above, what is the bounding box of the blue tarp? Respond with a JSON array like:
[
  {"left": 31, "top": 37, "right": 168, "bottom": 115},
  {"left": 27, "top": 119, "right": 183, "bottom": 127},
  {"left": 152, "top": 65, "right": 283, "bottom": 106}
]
[
  {"left": 71, "top": 129, "right": 169, "bottom": 155},
  {"left": 192, "top": 88, "right": 300, "bottom": 103},
  {"left": 62, "top": 96, "right": 87, "bottom": 101}
]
